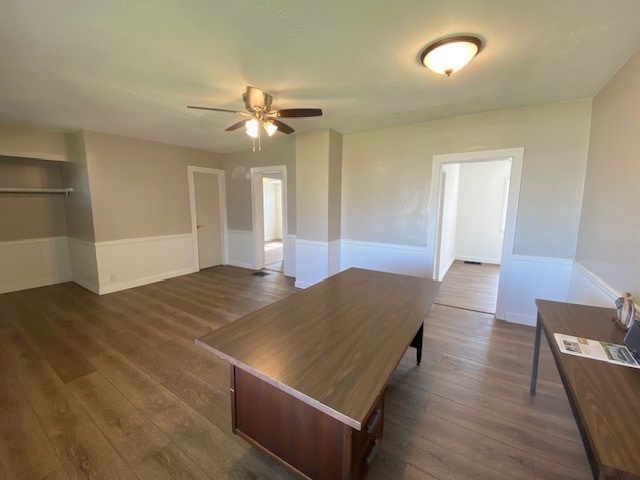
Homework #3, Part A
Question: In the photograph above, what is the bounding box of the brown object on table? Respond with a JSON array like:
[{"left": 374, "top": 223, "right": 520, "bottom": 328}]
[
  {"left": 530, "top": 299, "right": 640, "bottom": 480},
  {"left": 197, "top": 268, "right": 441, "bottom": 480}
]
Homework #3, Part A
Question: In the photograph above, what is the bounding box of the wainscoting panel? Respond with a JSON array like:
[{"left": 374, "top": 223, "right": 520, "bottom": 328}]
[
  {"left": 339, "top": 240, "right": 430, "bottom": 278},
  {"left": 328, "top": 240, "right": 341, "bottom": 276},
  {"left": 95, "top": 234, "right": 196, "bottom": 294},
  {"left": 226, "top": 229, "right": 255, "bottom": 269},
  {"left": 295, "top": 239, "right": 328, "bottom": 288},
  {"left": 0, "top": 237, "right": 72, "bottom": 294},
  {"left": 284, "top": 234, "right": 296, "bottom": 277},
  {"left": 67, "top": 236, "right": 99, "bottom": 293},
  {"left": 568, "top": 262, "right": 619, "bottom": 308},
  {"left": 504, "top": 255, "right": 574, "bottom": 326}
]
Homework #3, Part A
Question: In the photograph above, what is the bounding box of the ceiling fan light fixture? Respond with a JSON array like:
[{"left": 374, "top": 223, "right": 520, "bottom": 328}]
[
  {"left": 263, "top": 121, "right": 278, "bottom": 137},
  {"left": 421, "top": 35, "right": 482, "bottom": 76},
  {"left": 245, "top": 118, "right": 259, "bottom": 138}
]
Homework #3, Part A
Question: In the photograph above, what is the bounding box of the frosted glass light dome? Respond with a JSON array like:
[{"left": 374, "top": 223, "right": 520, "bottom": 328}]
[{"left": 421, "top": 36, "right": 482, "bottom": 76}]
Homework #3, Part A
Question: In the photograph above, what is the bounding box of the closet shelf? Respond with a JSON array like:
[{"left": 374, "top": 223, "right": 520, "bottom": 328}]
[{"left": 0, "top": 187, "right": 73, "bottom": 196}]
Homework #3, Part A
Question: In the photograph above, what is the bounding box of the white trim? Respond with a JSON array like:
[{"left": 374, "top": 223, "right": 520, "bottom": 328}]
[
  {"left": 250, "top": 166, "right": 288, "bottom": 270},
  {"left": 99, "top": 267, "right": 196, "bottom": 295},
  {"left": 187, "top": 166, "right": 228, "bottom": 270},
  {"left": 573, "top": 261, "right": 619, "bottom": 299},
  {"left": 568, "top": 261, "right": 619, "bottom": 307},
  {"left": 455, "top": 256, "right": 501, "bottom": 265},
  {"left": 95, "top": 233, "right": 192, "bottom": 247},
  {"left": 340, "top": 239, "right": 428, "bottom": 252},
  {"left": 510, "top": 255, "right": 574, "bottom": 265},
  {"left": 294, "top": 281, "right": 313, "bottom": 289},
  {"left": 0, "top": 236, "right": 68, "bottom": 246},
  {"left": 440, "top": 256, "right": 455, "bottom": 280},
  {"left": 295, "top": 239, "right": 330, "bottom": 248},
  {"left": 505, "top": 313, "right": 536, "bottom": 327},
  {"left": 428, "top": 148, "right": 524, "bottom": 320}
]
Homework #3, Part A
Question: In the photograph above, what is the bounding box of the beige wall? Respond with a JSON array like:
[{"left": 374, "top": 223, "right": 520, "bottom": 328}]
[
  {"left": 222, "top": 138, "right": 296, "bottom": 234},
  {"left": 296, "top": 130, "right": 331, "bottom": 242},
  {"left": 0, "top": 156, "right": 68, "bottom": 241},
  {"left": 327, "top": 130, "right": 343, "bottom": 242},
  {"left": 61, "top": 132, "right": 96, "bottom": 241},
  {"left": 83, "top": 131, "right": 222, "bottom": 242},
  {"left": 341, "top": 100, "right": 592, "bottom": 258},
  {"left": 575, "top": 47, "right": 640, "bottom": 294},
  {"left": 0, "top": 123, "right": 68, "bottom": 162}
]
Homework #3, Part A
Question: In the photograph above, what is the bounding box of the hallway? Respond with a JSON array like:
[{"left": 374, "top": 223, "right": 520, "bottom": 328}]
[{"left": 434, "top": 261, "right": 500, "bottom": 314}]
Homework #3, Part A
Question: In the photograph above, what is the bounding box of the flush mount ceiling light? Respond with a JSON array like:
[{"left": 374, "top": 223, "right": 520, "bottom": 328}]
[{"left": 420, "top": 35, "right": 482, "bottom": 76}]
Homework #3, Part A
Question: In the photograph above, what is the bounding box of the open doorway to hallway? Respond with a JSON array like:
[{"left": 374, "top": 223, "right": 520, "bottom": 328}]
[
  {"left": 250, "top": 165, "right": 288, "bottom": 274},
  {"left": 263, "top": 173, "right": 284, "bottom": 272},
  {"left": 434, "top": 159, "right": 512, "bottom": 314}
]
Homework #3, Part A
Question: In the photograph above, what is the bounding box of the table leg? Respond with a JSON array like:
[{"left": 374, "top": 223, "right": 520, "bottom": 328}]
[
  {"left": 530, "top": 314, "right": 542, "bottom": 395},
  {"left": 411, "top": 324, "right": 424, "bottom": 365}
]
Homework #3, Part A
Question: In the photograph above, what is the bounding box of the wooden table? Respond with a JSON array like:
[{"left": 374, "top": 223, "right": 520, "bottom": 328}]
[
  {"left": 197, "top": 268, "right": 441, "bottom": 480},
  {"left": 530, "top": 300, "right": 640, "bottom": 480}
]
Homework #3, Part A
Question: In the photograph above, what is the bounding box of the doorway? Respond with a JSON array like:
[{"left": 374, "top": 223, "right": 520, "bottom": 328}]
[
  {"left": 262, "top": 173, "right": 284, "bottom": 271},
  {"left": 428, "top": 148, "right": 524, "bottom": 320},
  {"left": 187, "top": 166, "right": 228, "bottom": 270},
  {"left": 250, "top": 165, "right": 288, "bottom": 273},
  {"left": 435, "top": 160, "right": 511, "bottom": 314}
]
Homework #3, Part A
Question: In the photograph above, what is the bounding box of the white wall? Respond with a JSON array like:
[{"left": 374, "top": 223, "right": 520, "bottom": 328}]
[
  {"left": 263, "top": 180, "right": 283, "bottom": 241},
  {"left": 438, "top": 164, "right": 460, "bottom": 279},
  {"left": 455, "top": 160, "right": 511, "bottom": 264}
]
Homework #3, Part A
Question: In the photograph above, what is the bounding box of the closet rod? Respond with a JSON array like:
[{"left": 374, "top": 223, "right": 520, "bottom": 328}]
[{"left": 0, "top": 187, "right": 73, "bottom": 196}]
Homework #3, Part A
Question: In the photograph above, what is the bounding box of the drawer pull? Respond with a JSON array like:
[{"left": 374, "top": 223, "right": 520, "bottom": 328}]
[
  {"left": 366, "top": 409, "right": 382, "bottom": 433},
  {"left": 365, "top": 440, "right": 380, "bottom": 466}
]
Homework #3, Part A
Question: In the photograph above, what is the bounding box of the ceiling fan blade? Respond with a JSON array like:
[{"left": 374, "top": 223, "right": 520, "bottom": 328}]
[
  {"left": 187, "top": 106, "right": 248, "bottom": 115},
  {"left": 275, "top": 108, "right": 323, "bottom": 118},
  {"left": 272, "top": 119, "right": 295, "bottom": 134},
  {"left": 225, "top": 120, "right": 247, "bottom": 132}
]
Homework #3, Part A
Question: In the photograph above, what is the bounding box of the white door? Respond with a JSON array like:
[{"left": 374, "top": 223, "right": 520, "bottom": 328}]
[{"left": 194, "top": 172, "right": 222, "bottom": 269}]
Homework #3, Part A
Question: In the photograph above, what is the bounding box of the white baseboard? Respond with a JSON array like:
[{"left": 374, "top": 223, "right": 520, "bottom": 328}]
[
  {"left": 455, "top": 255, "right": 501, "bottom": 265},
  {"left": 505, "top": 312, "right": 536, "bottom": 327},
  {"left": 340, "top": 239, "right": 429, "bottom": 278},
  {"left": 226, "top": 229, "right": 255, "bottom": 270},
  {"left": 95, "top": 233, "right": 196, "bottom": 294},
  {"left": 504, "top": 255, "right": 574, "bottom": 326},
  {"left": 438, "top": 256, "right": 456, "bottom": 281},
  {"left": 568, "top": 261, "right": 619, "bottom": 308},
  {"left": 0, "top": 237, "right": 72, "bottom": 294}
]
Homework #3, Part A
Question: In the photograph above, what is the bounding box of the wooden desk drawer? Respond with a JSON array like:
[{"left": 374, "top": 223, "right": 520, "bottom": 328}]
[{"left": 351, "top": 391, "right": 385, "bottom": 474}]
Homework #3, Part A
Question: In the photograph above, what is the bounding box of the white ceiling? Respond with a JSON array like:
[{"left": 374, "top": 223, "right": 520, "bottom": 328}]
[{"left": 1, "top": 0, "right": 640, "bottom": 153}]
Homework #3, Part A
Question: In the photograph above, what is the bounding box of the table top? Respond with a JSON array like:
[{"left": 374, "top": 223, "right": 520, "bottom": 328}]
[
  {"left": 197, "top": 268, "right": 441, "bottom": 430},
  {"left": 536, "top": 299, "right": 640, "bottom": 477}
]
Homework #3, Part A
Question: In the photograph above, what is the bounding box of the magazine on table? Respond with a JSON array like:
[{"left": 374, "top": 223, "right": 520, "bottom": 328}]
[{"left": 553, "top": 333, "right": 640, "bottom": 369}]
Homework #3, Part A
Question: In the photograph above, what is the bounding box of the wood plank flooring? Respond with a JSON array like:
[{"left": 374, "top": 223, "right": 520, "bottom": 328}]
[
  {"left": 0, "top": 266, "right": 591, "bottom": 479},
  {"left": 435, "top": 260, "right": 500, "bottom": 314}
]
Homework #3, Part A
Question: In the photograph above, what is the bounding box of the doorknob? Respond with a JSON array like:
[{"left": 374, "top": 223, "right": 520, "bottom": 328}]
[{"left": 197, "top": 225, "right": 204, "bottom": 229}]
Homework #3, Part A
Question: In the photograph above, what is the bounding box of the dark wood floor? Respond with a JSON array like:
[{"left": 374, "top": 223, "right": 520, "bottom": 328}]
[
  {"left": 435, "top": 261, "right": 500, "bottom": 314},
  {"left": 0, "top": 266, "right": 591, "bottom": 479}
]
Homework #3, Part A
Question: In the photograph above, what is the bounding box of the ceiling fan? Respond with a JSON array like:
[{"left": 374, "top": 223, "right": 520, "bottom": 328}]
[{"left": 188, "top": 86, "right": 323, "bottom": 150}]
